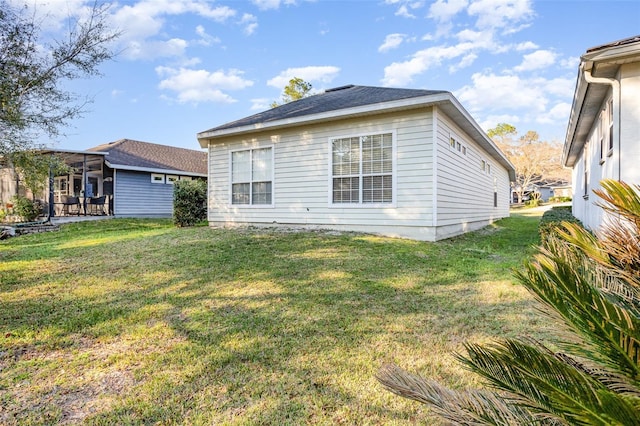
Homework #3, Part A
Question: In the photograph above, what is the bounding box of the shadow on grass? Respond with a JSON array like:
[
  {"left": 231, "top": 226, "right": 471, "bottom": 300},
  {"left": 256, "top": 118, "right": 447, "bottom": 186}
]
[{"left": 0, "top": 215, "right": 543, "bottom": 424}]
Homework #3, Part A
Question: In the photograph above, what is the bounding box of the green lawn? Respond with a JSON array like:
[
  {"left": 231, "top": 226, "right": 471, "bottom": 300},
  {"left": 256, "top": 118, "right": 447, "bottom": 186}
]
[{"left": 1, "top": 213, "right": 548, "bottom": 425}]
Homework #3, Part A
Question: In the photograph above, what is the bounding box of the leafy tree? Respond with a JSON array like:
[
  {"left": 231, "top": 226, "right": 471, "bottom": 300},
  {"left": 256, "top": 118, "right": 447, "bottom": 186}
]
[
  {"left": 0, "top": 0, "right": 120, "bottom": 156},
  {"left": 270, "top": 77, "right": 313, "bottom": 108},
  {"left": 8, "top": 151, "right": 71, "bottom": 199},
  {"left": 488, "top": 123, "right": 569, "bottom": 203},
  {"left": 378, "top": 179, "right": 640, "bottom": 425}
]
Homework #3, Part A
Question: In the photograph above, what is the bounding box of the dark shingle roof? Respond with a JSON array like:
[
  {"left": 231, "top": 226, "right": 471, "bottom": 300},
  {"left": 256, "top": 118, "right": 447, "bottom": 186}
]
[
  {"left": 87, "top": 139, "right": 207, "bottom": 175},
  {"left": 203, "top": 85, "right": 449, "bottom": 133}
]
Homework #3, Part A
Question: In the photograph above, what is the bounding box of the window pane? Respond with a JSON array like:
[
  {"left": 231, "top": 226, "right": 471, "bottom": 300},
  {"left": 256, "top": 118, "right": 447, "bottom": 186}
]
[
  {"left": 232, "top": 151, "right": 250, "bottom": 182},
  {"left": 232, "top": 183, "right": 250, "bottom": 204},
  {"left": 332, "top": 138, "right": 359, "bottom": 175},
  {"left": 363, "top": 175, "right": 392, "bottom": 203},
  {"left": 252, "top": 181, "right": 272, "bottom": 204},
  {"left": 252, "top": 148, "right": 272, "bottom": 181},
  {"left": 333, "top": 177, "right": 359, "bottom": 203}
]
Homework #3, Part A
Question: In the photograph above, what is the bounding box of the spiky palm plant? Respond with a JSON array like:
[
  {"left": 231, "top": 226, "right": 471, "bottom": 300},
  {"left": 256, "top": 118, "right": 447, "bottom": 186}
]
[{"left": 378, "top": 179, "right": 640, "bottom": 425}]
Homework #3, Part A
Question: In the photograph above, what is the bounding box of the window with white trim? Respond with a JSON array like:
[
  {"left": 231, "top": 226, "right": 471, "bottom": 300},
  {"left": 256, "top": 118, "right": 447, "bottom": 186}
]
[
  {"left": 607, "top": 99, "right": 614, "bottom": 154},
  {"left": 331, "top": 133, "right": 393, "bottom": 204},
  {"left": 166, "top": 175, "right": 179, "bottom": 184},
  {"left": 231, "top": 147, "right": 273, "bottom": 205},
  {"left": 151, "top": 173, "right": 165, "bottom": 184}
]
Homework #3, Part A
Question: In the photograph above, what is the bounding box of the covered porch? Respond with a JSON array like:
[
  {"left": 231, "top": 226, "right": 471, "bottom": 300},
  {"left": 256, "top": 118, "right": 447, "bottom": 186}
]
[{"left": 48, "top": 150, "right": 113, "bottom": 218}]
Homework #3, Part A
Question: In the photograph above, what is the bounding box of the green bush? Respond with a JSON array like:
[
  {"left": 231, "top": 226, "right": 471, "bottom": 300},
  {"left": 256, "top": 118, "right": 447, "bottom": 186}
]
[
  {"left": 173, "top": 179, "right": 207, "bottom": 227},
  {"left": 538, "top": 205, "right": 581, "bottom": 241},
  {"left": 549, "top": 196, "right": 572, "bottom": 203},
  {"left": 11, "top": 196, "right": 41, "bottom": 222}
]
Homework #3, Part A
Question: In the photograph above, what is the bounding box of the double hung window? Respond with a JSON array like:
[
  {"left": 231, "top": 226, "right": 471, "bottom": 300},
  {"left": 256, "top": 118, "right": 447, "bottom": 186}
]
[
  {"left": 330, "top": 132, "right": 394, "bottom": 205},
  {"left": 231, "top": 147, "right": 273, "bottom": 205}
]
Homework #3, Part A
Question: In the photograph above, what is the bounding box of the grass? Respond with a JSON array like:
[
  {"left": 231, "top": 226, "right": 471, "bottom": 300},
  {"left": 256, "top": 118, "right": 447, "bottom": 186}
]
[{"left": 0, "top": 213, "right": 548, "bottom": 425}]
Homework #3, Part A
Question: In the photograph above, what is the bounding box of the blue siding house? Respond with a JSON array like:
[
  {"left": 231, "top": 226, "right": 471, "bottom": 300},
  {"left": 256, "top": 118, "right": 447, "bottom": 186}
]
[{"left": 49, "top": 139, "right": 207, "bottom": 218}]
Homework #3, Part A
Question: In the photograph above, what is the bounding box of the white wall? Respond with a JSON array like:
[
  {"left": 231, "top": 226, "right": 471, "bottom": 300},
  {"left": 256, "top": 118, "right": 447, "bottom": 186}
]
[
  {"left": 435, "top": 110, "right": 511, "bottom": 239},
  {"left": 573, "top": 62, "right": 640, "bottom": 231},
  {"left": 207, "top": 107, "right": 510, "bottom": 241}
]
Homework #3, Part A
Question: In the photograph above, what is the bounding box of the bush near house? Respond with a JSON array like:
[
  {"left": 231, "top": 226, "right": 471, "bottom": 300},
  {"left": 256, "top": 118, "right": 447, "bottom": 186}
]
[
  {"left": 538, "top": 205, "right": 581, "bottom": 241},
  {"left": 173, "top": 179, "right": 207, "bottom": 227},
  {"left": 10, "top": 196, "right": 41, "bottom": 222}
]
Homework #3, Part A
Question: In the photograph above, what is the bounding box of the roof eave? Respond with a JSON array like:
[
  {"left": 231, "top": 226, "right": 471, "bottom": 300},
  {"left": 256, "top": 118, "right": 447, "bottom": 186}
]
[
  {"left": 105, "top": 161, "right": 207, "bottom": 177},
  {"left": 563, "top": 38, "right": 640, "bottom": 167}
]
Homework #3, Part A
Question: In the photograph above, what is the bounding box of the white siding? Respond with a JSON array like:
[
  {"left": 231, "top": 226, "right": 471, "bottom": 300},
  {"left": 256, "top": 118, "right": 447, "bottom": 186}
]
[
  {"left": 573, "top": 61, "right": 640, "bottom": 230},
  {"left": 434, "top": 109, "right": 511, "bottom": 239},
  {"left": 208, "top": 109, "right": 437, "bottom": 239}
]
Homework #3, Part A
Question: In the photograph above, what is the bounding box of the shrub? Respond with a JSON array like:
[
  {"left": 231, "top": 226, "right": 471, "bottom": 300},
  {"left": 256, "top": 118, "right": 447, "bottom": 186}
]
[
  {"left": 11, "top": 196, "right": 41, "bottom": 222},
  {"left": 538, "top": 205, "right": 581, "bottom": 242},
  {"left": 173, "top": 179, "right": 207, "bottom": 227}
]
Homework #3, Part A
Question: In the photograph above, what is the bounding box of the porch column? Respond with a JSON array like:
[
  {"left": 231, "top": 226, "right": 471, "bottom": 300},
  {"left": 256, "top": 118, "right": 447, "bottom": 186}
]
[{"left": 48, "top": 161, "right": 55, "bottom": 219}]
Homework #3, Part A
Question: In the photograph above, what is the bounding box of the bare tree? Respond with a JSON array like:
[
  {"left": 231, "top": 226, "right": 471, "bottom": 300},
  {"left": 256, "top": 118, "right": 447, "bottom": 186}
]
[
  {"left": 488, "top": 123, "right": 569, "bottom": 203},
  {"left": 0, "top": 0, "right": 120, "bottom": 156}
]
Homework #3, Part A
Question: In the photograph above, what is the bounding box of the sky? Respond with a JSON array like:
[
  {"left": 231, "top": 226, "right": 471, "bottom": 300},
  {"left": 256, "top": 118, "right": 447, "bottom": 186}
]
[{"left": 14, "top": 0, "right": 640, "bottom": 152}]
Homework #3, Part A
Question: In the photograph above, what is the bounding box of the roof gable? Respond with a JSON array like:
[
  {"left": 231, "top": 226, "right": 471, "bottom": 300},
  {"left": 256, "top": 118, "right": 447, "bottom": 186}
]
[{"left": 88, "top": 139, "right": 207, "bottom": 175}]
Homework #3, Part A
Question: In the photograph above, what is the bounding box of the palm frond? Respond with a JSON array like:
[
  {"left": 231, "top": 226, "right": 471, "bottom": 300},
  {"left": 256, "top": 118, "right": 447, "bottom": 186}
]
[
  {"left": 376, "top": 363, "right": 561, "bottom": 426},
  {"left": 514, "top": 235, "right": 640, "bottom": 382},
  {"left": 458, "top": 340, "right": 640, "bottom": 425}
]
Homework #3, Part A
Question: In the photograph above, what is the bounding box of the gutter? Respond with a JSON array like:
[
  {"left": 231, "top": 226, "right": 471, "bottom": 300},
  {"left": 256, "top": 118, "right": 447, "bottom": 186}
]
[{"left": 581, "top": 63, "right": 621, "bottom": 181}]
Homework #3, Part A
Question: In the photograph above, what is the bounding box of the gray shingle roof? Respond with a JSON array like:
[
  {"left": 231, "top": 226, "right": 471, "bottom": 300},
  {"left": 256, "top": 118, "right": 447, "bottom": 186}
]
[
  {"left": 203, "top": 85, "right": 449, "bottom": 133},
  {"left": 87, "top": 139, "right": 207, "bottom": 175}
]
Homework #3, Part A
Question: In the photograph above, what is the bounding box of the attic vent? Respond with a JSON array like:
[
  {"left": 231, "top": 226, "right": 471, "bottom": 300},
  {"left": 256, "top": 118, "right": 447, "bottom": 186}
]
[{"left": 325, "top": 85, "right": 355, "bottom": 93}]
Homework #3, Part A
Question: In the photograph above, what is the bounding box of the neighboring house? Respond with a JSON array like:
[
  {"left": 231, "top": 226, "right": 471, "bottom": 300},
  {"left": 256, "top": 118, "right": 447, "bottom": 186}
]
[
  {"left": 1, "top": 139, "right": 207, "bottom": 218},
  {"left": 197, "top": 85, "right": 515, "bottom": 241},
  {"left": 563, "top": 35, "right": 640, "bottom": 231}
]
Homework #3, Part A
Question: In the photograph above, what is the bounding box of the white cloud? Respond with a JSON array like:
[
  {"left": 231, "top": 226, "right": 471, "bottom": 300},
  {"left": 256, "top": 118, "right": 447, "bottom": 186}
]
[
  {"left": 251, "top": 0, "right": 297, "bottom": 10},
  {"left": 468, "top": 0, "right": 534, "bottom": 32},
  {"left": 195, "top": 25, "right": 221, "bottom": 46},
  {"left": 251, "top": 98, "right": 272, "bottom": 110},
  {"left": 537, "top": 102, "right": 571, "bottom": 125},
  {"left": 516, "top": 41, "right": 538, "bottom": 51},
  {"left": 111, "top": 0, "right": 236, "bottom": 60},
  {"left": 267, "top": 66, "right": 341, "bottom": 89},
  {"left": 240, "top": 14, "right": 258, "bottom": 35},
  {"left": 379, "top": 34, "right": 407, "bottom": 52},
  {"left": 126, "top": 38, "right": 190, "bottom": 60},
  {"left": 513, "top": 49, "right": 556, "bottom": 72},
  {"left": 561, "top": 56, "right": 580, "bottom": 70},
  {"left": 156, "top": 67, "right": 254, "bottom": 104},
  {"left": 456, "top": 72, "right": 547, "bottom": 112},
  {"left": 428, "top": 0, "right": 469, "bottom": 22},
  {"left": 395, "top": 5, "right": 415, "bottom": 18},
  {"left": 449, "top": 53, "right": 477, "bottom": 72},
  {"left": 454, "top": 71, "right": 574, "bottom": 133},
  {"left": 382, "top": 42, "right": 476, "bottom": 86}
]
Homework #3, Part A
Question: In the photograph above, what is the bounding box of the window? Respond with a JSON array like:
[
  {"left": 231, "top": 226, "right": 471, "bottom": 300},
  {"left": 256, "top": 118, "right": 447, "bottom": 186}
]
[
  {"left": 231, "top": 147, "right": 273, "bottom": 205},
  {"left": 599, "top": 116, "right": 605, "bottom": 164},
  {"left": 608, "top": 99, "right": 614, "bottom": 154},
  {"left": 449, "top": 135, "right": 467, "bottom": 156},
  {"left": 166, "top": 175, "right": 179, "bottom": 184},
  {"left": 151, "top": 173, "right": 165, "bottom": 184},
  {"left": 331, "top": 133, "right": 393, "bottom": 204},
  {"left": 180, "top": 176, "right": 193, "bottom": 181},
  {"left": 481, "top": 160, "right": 486, "bottom": 172}
]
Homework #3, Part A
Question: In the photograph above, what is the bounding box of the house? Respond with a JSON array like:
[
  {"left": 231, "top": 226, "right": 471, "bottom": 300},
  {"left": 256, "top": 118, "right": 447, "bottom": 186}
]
[
  {"left": 563, "top": 35, "right": 640, "bottom": 231},
  {"left": 197, "top": 85, "right": 515, "bottom": 241},
  {"left": 1, "top": 139, "right": 207, "bottom": 218}
]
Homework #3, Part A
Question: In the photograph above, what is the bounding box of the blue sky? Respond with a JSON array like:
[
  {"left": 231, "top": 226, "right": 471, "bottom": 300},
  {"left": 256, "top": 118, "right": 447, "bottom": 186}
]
[{"left": 16, "top": 0, "right": 640, "bottom": 152}]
